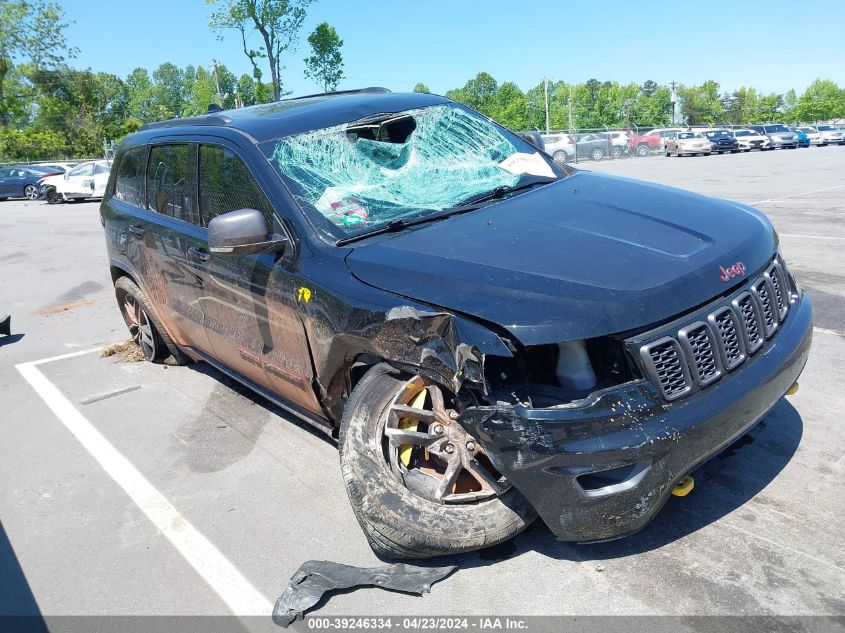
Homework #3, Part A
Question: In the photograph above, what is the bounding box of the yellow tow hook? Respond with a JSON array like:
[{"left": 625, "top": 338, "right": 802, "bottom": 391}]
[
  {"left": 786, "top": 381, "right": 800, "bottom": 396},
  {"left": 672, "top": 475, "right": 695, "bottom": 497}
]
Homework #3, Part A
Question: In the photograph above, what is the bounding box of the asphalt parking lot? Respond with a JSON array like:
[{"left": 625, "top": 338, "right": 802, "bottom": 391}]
[{"left": 1, "top": 147, "right": 844, "bottom": 627}]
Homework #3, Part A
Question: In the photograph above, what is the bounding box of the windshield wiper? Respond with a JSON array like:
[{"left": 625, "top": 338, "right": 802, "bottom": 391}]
[
  {"left": 334, "top": 177, "right": 558, "bottom": 247},
  {"left": 454, "top": 176, "right": 558, "bottom": 209}
]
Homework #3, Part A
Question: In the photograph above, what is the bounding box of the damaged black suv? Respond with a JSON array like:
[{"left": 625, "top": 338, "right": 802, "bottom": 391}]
[{"left": 100, "top": 88, "right": 812, "bottom": 558}]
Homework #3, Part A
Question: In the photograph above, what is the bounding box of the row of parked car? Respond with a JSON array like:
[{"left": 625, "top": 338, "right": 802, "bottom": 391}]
[
  {"left": 542, "top": 124, "right": 845, "bottom": 162},
  {"left": 0, "top": 160, "right": 112, "bottom": 202}
]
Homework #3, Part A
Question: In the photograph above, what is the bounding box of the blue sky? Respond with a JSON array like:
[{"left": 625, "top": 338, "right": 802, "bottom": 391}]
[{"left": 63, "top": 0, "right": 845, "bottom": 96}]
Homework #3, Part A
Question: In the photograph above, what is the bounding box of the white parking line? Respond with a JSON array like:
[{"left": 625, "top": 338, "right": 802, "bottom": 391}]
[
  {"left": 779, "top": 234, "right": 845, "bottom": 241},
  {"left": 751, "top": 183, "right": 845, "bottom": 205},
  {"left": 16, "top": 349, "right": 273, "bottom": 616}
]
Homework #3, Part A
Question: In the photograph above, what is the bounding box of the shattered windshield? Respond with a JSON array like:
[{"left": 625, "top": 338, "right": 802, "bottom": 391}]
[{"left": 259, "top": 104, "right": 561, "bottom": 241}]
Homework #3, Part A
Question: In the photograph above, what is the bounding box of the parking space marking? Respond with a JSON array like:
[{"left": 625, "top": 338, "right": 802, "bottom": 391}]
[
  {"left": 779, "top": 234, "right": 845, "bottom": 241},
  {"left": 751, "top": 184, "right": 845, "bottom": 205},
  {"left": 16, "top": 349, "right": 273, "bottom": 616}
]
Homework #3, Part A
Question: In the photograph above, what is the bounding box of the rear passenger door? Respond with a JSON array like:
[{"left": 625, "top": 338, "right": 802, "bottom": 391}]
[
  {"left": 194, "top": 142, "right": 321, "bottom": 413},
  {"left": 140, "top": 143, "right": 214, "bottom": 354}
]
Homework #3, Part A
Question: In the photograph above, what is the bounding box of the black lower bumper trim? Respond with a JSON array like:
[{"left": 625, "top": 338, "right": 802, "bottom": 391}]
[{"left": 461, "top": 293, "right": 813, "bottom": 541}]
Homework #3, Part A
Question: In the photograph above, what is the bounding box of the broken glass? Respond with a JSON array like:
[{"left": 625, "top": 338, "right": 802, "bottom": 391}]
[{"left": 263, "top": 104, "right": 556, "bottom": 237}]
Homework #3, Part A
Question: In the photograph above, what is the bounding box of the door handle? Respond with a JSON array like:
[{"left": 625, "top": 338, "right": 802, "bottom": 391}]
[
  {"left": 128, "top": 224, "right": 145, "bottom": 236},
  {"left": 188, "top": 246, "right": 211, "bottom": 262}
]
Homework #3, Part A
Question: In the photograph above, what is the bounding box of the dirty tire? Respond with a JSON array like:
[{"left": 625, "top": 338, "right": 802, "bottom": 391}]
[
  {"left": 114, "top": 276, "right": 190, "bottom": 365},
  {"left": 339, "top": 363, "right": 536, "bottom": 559}
]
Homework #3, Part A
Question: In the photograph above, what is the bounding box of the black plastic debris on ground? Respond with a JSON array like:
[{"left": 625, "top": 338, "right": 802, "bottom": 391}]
[{"left": 272, "top": 561, "right": 457, "bottom": 627}]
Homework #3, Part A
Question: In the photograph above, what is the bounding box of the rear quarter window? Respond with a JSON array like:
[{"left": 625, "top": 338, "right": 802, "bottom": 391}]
[
  {"left": 114, "top": 148, "right": 147, "bottom": 207},
  {"left": 146, "top": 144, "right": 199, "bottom": 224}
]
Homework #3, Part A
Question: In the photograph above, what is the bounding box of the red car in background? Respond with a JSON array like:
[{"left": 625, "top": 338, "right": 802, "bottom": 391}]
[{"left": 630, "top": 128, "right": 686, "bottom": 156}]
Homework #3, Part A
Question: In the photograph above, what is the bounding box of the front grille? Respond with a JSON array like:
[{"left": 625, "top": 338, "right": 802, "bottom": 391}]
[
  {"left": 677, "top": 322, "right": 721, "bottom": 387},
  {"left": 766, "top": 262, "right": 788, "bottom": 321},
  {"left": 709, "top": 307, "right": 745, "bottom": 370},
  {"left": 751, "top": 279, "right": 777, "bottom": 337},
  {"left": 644, "top": 338, "right": 690, "bottom": 400},
  {"left": 637, "top": 257, "right": 791, "bottom": 401},
  {"left": 734, "top": 292, "right": 764, "bottom": 353}
]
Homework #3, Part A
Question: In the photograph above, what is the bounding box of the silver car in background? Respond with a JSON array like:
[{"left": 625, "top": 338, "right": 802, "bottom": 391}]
[
  {"left": 749, "top": 124, "right": 798, "bottom": 149},
  {"left": 816, "top": 125, "right": 845, "bottom": 146}
]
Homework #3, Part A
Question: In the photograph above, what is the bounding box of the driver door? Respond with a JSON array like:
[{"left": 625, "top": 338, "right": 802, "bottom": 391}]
[{"left": 193, "top": 141, "right": 321, "bottom": 414}]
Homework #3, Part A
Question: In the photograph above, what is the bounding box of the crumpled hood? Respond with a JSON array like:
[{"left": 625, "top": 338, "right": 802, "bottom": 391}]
[{"left": 346, "top": 171, "right": 776, "bottom": 345}]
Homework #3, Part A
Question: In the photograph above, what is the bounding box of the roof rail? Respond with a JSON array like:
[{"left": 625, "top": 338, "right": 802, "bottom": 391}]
[
  {"left": 139, "top": 114, "right": 233, "bottom": 132},
  {"left": 285, "top": 87, "right": 391, "bottom": 101}
]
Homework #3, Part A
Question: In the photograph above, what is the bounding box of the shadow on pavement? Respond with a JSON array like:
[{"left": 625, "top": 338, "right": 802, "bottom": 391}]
[{"left": 0, "top": 520, "right": 47, "bottom": 631}]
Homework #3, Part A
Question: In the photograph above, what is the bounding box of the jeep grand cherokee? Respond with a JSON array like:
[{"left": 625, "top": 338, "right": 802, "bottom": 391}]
[{"left": 100, "top": 88, "right": 812, "bottom": 558}]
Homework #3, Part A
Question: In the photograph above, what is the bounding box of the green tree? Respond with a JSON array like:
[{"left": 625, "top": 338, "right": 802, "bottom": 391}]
[
  {"left": 793, "top": 79, "right": 844, "bottom": 122},
  {"left": 126, "top": 67, "right": 154, "bottom": 120},
  {"left": 447, "top": 72, "right": 498, "bottom": 115},
  {"left": 0, "top": 1, "right": 77, "bottom": 125},
  {"left": 152, "top": 62, "right": 185, "bottom": 119},
  {"left": 303, "top": 22, "right": 344, "bottom": 92},
  {"left": 187, "top": 66, "right": 217, "bottom": 115},
  {"left": 490, "top": 82, "right": 529, "bottom": 130},
  {"left": 412, "top": 82, "right": 430, "bottom": 93},
  {"left": 782, "top": 88, "right": 798, "bottom": 123},
  {"left": 677, "top": 80, "right": 723, "bottom": 125},
  {"left": 208, "top": 0, "right": 313, "bottom": 101}
]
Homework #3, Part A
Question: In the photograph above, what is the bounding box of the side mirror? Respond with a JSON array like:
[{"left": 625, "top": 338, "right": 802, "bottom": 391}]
[
  {"left": 522, "top": 132, "right": 545, "bottom": 152},
  {"left": 208, "top": 208, "right": 289, "bottom": 256}
]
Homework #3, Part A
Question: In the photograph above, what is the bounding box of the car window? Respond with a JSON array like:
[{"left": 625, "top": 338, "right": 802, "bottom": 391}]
[
  {"left": 147, "top": 144, "right": 198, "bottom": 224},
  {"left": 0, "top": 169, "right": 8, "bottom": 178},
  {"left": 114, "top": 147, "right": 147, "bottom": 207},
  {"left": 198, "top": 145, "right": 275, "bottom": 228},
  {"left": 94, "top": 163, "right": 109, "bottom": 175},
  {"left": 72, "top": 163, "right": 94, "bottom": 177}
]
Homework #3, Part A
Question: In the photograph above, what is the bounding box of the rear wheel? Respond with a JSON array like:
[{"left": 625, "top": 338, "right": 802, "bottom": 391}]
[
  {"left": 552, "top": 150, "right": 568, "bottom": 164},
  {"left": 610, "top": 146, "right": 624, "bottom": 159},
  {"left": 114, "top": 277, "right": 190, "bottom": 364},
  {"left": 23, "top": 184, "right": 39, "bottom": 200},
  {"left": 590, "top": 147, "right": 604, "bottom": 161},
  {"left": 339, "top": 364, "right": 536, "bottom": 559},
  {"left": 636, "top": 144, "right": 650, "bottom": 157}
]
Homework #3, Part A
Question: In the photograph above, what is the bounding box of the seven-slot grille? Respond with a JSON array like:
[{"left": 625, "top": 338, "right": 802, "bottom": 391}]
[{"left": 638, "top": 258, "right": 791, "bottom": 401}]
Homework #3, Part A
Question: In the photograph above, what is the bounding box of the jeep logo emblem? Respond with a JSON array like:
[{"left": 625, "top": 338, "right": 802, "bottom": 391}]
[{"left": 720, "top": 261, "right": 746, "bottom": 282}]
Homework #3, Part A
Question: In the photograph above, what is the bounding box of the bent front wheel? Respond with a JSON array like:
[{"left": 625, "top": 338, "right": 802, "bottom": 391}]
[{"left": 339, "top": 364, "right": 536, "bottom": 559}]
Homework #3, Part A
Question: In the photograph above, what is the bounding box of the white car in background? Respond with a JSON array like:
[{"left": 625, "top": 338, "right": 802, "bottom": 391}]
[
  {"left": 731, "top": 128, "right": 771, "bottom": 151},
  {"left": 39, "top": 160, "right": 112, "bottom": 202},
  {"left": 541, "top": 133, "right": 576, "bottom": 163},
  {"left": 795, "top": 126, "right": 822, "bottom": 145},
  {"left": 606, "top": 131, "right": 631, "bottom": 158}
]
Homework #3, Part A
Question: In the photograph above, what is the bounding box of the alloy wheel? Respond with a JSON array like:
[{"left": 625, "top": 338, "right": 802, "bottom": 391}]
[
  {"left": 381, "top": 375, "right": 509, "bottom": 504},
  {"left": 122, "top": 294, "right": 157, "bottom": 360},
  {"left": 24, "top": 185, "right": 39, "bottom": 200}
]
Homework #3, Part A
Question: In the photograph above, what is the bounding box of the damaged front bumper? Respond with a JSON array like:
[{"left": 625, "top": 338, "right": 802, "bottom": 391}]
[{"left": 460, "top": 292, "right": 812, "bottom": 542}]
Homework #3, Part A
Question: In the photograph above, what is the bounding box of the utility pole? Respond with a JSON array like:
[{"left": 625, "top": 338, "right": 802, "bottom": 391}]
[
  {"left": 544, "top": 77, "right": 550, "bottom": 134},
  {"left": 568, "top": 86, "right": 574, "bottom": 133},
  {"left": 670, "top": 80, "right": 677, "bottom": 125},
  {"left": 212, "top": 59, "right": 223, "bottom": 106}
]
